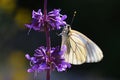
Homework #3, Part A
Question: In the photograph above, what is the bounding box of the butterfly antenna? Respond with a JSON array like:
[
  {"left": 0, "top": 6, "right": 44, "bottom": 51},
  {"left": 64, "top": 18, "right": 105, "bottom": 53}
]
[{"left": 70, "top": 11, "right": 77, "bottom": 26}]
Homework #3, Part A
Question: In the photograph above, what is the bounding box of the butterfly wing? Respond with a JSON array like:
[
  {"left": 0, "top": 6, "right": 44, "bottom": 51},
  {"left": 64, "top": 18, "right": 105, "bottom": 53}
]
[
  {"left": 61, "top": 29, "right": 103, "bottom": 65},
  {"left": 61, "top": 30, "right": 87, "bottom": 65},
  {"left": 71, "top": 30, "right": 103, "bottom": 63}
]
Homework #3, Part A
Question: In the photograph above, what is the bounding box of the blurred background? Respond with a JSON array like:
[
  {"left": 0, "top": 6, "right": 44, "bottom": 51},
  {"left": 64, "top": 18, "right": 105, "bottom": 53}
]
[{"left": 0, "top": 0, "right": 120, "bottom": 80}]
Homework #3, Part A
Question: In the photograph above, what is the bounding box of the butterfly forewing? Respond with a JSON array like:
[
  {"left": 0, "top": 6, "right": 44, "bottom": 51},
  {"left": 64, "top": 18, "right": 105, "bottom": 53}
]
[
  {"left": 69, "top": 34, "right": 87, "bottom": 64},
  {"left": 62, "top": 29, "right": 87, "bottom": 65}
]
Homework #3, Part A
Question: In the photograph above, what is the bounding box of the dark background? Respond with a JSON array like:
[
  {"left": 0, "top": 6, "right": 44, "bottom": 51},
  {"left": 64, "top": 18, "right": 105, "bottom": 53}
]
[{"left": 0, "top": 0, "right": 120, "bottom": 80}]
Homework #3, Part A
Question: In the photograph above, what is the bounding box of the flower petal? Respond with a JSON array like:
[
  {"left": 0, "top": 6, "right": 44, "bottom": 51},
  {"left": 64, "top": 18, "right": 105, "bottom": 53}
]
[{"left": 25, "top": 54, "right": 31, "bottom": 60}]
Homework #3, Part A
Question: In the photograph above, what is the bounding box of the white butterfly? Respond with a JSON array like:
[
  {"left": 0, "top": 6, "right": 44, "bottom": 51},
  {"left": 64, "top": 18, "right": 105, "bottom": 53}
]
[{"left": 61, "top": 24, "right": 103, "bottom": 65}]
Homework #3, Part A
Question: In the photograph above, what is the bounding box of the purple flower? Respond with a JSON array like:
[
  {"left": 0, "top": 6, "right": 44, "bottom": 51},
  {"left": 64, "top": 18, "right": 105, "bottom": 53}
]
[
  {"left": 25, "top": 45, "right": 71, "bottom": 72},
  {"left": 25, "top": 9, "right": 67, "bottom": 31}
]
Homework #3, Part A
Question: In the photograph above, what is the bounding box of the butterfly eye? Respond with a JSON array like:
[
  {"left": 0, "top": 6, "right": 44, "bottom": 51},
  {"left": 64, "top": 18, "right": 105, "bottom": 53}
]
[{"left": 63, "top": 28, "right": 69, "bottom": 34}]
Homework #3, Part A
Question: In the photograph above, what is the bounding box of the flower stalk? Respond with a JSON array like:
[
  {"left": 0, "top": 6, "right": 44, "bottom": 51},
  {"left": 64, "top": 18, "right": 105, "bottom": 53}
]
[
  {"left": 43, "top": 0, "right": 51, "bottom": 80},
  {"left": 45, "top": 23, "right": 51, "bottom": 80},
  {"left": 44, "top": 0, "right": 47, "bottom": 20}
]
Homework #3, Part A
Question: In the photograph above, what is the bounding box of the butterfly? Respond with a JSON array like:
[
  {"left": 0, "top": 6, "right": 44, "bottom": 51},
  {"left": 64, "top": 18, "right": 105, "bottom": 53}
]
[{"left": 61, "top": 24, "right": 103, "bottom": 65}]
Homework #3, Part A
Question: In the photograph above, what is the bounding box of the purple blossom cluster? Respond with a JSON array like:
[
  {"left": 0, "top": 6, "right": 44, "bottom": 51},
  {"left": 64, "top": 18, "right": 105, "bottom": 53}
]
[
  {"left": 25, "top": 9, "right": 67, "bottom": 31},
  {"left": 25, "top": 46, "right": 71, "bottom": 72},
  {"left": 25, "top": 0, "right": 70, "bottom": 80},
  {"left": 25, "top": 7, "right": 71, "bottom": 80}
]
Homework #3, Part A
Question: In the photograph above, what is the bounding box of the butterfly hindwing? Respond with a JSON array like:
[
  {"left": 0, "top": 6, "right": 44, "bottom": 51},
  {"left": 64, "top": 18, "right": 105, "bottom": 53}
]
[{"left": 70, "top": 30, "right": 103, "bottom": 63}]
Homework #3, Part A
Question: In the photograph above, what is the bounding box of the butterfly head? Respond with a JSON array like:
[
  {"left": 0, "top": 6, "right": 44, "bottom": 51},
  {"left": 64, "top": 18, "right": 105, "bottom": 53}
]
[{"left": 61, "top": 24, "right": 71, "bottom": 35}]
